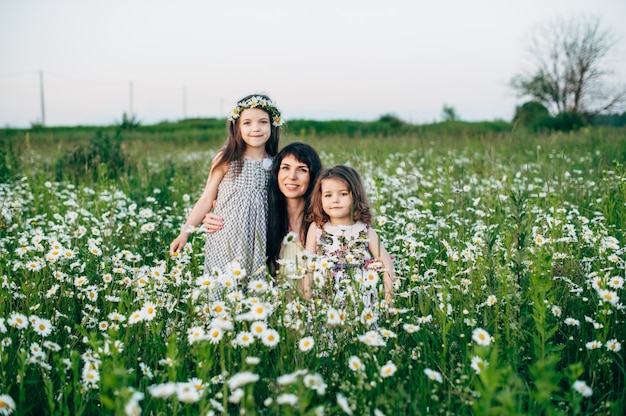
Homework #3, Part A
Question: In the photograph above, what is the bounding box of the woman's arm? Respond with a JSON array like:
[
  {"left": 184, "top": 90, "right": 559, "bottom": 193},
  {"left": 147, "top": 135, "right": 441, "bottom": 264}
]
[
  {"left": 169, "top": 154, "right": 227, "bottom": 255},
  {"left": 368, "top": 228, "right": 395, "bottom": 301}
]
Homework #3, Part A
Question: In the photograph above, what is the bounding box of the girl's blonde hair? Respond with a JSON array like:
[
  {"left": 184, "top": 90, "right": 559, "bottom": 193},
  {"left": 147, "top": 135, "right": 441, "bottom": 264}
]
[{"left": 306, "top": 165, "right": 372, "bottom": 226}]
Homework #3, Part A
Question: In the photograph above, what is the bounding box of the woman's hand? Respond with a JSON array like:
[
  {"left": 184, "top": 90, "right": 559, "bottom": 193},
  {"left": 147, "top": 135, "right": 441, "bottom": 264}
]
[
  {"left": 202, "top": 200, "right": 223, "bottom": 233},
  {"left": 203, "top": 212, "right": 224, "bottom": 233}
]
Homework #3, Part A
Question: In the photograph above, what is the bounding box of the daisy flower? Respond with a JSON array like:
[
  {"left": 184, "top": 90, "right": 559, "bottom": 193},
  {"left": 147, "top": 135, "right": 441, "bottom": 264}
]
[
  {"left": 261, "top": 329, "right": 280, "bottom": 348},
  {"left": 141, "top": 302, "right": 157, "bottom": 321},
  {"left": 380, "top": 361, "right": 397, "bottom": 378},
  {"left": 32, "top": 317, "right": 53, "bottom": 337},
  {"left": 298, "top": 336, "right": 314, "bottom": 352},
  {"left": 337, "top": 393, "right": 353, "bottom": 415},
  {"left": 348, "top": 356, "right": 364, "bottom": 372},
  {"left": 228, "top": 371, "right": 259, "bottom": 390},
  {"left": 8, "top": 313, "right": 29, "bottom": 330},
  {"left": 360, "top": 308, "right": 377, "bottom": 326},
  {"left": 245, "top": 356, "right": 260, "bottom": 365},
  {"left": 176, "top": 382, "right": 201, "bottom": 403},
  {"left": 236, "top": 331, "right": 255, "bottom": 347},
  {"left": 326, "top": 308, "right": 342, "bottom": 325},
  {"left": 247, "top": 279, "right": 269, "bottom": 293},
  {"left": 470, "top": 356, "right": 488, "bottom": 374},
  {"left": 597, "top": 289, "right": 619, "bottom": 306},
  {"left": 472, "top": 328, "right": 492, "bottom": 346},
  {"left": 403, "top": 323, "right": 420, "bottom": 333},
  {"left": 362, "top": 270, "right": 379, "bottom": 288},
  {"left": 226, "top": 260, "right": 247, "bottom": 280},
  {"left": 276, "top": 394, "right": 298, "bottom": 407},
  {"left": 572, "top": 380, "right": 592, "bottom": 397},
  {"left": 605, "top": 339, "right": 621, "bottom": 352},
  {"left": 303, "top": 373, "right": 327, "bottom": 395},
  {"left": 207, "top": 327, "right": 224, "bottom": 344},
  {"left": 187, "top": 326, "right": 206, "bottom": 344},
  {"left": 195, "top": 275, "right": 216, "bottom": 290},
  {"left": 607, "top": 276, "right": 624, "bottom": 289},
  {"left": 248, "top": 302, "right": 271, "bottom": 320},
  {"left": 0, "top": 394, "right": 16, "bottom": 415},
  {"left": 127, "top": 309, "right": 145, "bottom": 325},
  {"left": 250, "top": 321, "right": 267, "bottom": 338},
  {"left": 424, "top": 368, "right": 443, "bottom": 383},
  {"left": 585, "top": 340, "right": 602, "bottom": 350}
]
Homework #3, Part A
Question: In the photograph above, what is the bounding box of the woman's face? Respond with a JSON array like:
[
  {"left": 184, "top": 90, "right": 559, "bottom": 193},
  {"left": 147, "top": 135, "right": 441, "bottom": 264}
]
[{"left": 277, "top": 155, "right": 311, "bottom": 200}]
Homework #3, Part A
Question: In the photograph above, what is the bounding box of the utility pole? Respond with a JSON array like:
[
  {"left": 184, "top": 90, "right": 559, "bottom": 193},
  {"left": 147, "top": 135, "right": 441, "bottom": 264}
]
[
  {"left": 183, "top": 85, "right": 187, "bottom": 120},
  {"left": 129, "top": 81, "right": 134, "bottom": 117},
  {"left": 39, "top": 70, "right": 46, "bottom": 126}
]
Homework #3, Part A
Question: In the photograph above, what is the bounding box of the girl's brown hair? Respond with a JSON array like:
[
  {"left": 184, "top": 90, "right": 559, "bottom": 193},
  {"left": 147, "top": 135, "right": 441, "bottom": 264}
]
[
  {"left": 306, "top": 165, "right": 372, "bottom": 226},
  {"left": 213, "top": 94, "right": 280, "bottom": 173}
]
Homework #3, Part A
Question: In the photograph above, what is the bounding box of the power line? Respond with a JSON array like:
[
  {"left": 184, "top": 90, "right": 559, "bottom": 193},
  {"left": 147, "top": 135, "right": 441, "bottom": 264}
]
[{"left": 0, "top": 70, "right": 39, "bottom": 78}]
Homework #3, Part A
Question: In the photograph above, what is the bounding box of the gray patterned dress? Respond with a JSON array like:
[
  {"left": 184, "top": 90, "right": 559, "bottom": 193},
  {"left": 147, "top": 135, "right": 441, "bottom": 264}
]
[{"left": 204, "top": 158, "right": 271, "bottom": 284}]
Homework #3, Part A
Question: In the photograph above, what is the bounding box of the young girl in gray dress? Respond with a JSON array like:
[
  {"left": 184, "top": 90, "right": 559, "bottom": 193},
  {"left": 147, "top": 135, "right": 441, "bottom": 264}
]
[{"left": 169, "top": 94, "right": 282, "bottom": 297}]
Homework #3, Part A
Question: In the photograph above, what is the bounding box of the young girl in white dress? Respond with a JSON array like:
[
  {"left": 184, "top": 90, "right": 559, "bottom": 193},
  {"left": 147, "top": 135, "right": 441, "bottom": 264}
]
[
  {"left": 169, "top": 94, "right": 283, "bottom": 297},
  {"left": 303, "top": 165, "right": 394, "bottom": 306}
]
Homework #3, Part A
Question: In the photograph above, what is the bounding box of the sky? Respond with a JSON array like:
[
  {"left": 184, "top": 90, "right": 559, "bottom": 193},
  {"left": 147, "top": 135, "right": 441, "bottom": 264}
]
[{"left": 1, "top": 0, "right": 625, "bottom": 128}]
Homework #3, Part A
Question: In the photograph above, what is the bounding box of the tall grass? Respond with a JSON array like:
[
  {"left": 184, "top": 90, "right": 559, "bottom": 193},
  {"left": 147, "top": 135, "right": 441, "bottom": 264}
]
[{"left": 0, "top": 124, "right": 624, "bottom": 415}]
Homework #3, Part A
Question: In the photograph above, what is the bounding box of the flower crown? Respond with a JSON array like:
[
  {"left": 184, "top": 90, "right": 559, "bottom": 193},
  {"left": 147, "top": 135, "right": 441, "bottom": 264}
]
[{"left": 227, "top": 96, "right": 284, "bottom": 127}]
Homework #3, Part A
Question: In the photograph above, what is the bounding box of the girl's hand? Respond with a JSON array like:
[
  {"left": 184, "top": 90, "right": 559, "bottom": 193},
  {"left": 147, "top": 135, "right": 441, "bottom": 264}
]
[{"left": 169, "top": 233, "right": 189, "bottom": 256}]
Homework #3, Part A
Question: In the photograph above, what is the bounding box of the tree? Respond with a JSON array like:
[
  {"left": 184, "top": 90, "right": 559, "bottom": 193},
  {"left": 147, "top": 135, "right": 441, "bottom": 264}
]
[
  {"left": 510, "top": 15, "right": 626, "bottom": 118},
  {"left": 441, "top": 104, "right": 458, "bottom": 121}
]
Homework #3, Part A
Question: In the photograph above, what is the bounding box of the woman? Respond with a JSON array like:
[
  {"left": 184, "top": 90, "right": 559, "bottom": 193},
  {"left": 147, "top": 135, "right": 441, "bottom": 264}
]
[{"left": 203, "top": 142, "right": 322, "bottom": 275}]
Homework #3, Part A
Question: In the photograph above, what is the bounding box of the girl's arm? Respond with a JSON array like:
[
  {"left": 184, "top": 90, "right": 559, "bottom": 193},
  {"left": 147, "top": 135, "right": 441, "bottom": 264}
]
[
  {"left": 302, "top": 222, "right": 319, "bottom": 300},
  {"left": 368, "top": 228, "right": 395, "bottom": 301},
  {"left": 169, "top": 154, "right": 228, "bottom": 255}
]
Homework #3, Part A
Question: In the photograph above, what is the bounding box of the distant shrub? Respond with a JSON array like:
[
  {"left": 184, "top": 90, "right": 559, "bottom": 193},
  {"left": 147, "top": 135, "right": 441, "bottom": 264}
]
[
  {"left": 0, "top": 136, "right": 20, "bottom": 181},
  {"left": 55, "top": 131, "right": 129, "bottom": 183},
  {"left": 544, "top": 111, "right": 587, "bottom": 132},
  {"left": 589, "top": 112, "right": 626, "bottom": 127},
  {"left": 116, "top": 112, "right": 141, "bottom": 131},
  {"left": 513, "top": 101, "right": 551, "bottom": 131},
  {"left": 377, "top": 114, "right": 405, "bottom": 128},
  {"left": 514, "top": 102, "right": 588, "bottom": 132}
]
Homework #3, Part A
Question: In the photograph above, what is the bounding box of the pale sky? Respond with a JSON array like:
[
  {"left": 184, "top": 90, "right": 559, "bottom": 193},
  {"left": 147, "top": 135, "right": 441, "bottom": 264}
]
[{"left": 1, "top": 0, "right": 625, "bottom": 127}]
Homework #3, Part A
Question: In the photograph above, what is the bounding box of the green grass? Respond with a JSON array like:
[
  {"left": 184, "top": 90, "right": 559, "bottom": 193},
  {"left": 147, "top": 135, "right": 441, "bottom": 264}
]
[{"left": 0, "top": 122, "right": 624, "bottom": 415}]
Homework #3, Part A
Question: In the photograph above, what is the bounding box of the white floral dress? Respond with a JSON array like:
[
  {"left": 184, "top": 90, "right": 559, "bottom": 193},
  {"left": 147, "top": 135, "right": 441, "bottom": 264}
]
[{"left": 314, "top": 221, "right": 378, "bottom": 308}]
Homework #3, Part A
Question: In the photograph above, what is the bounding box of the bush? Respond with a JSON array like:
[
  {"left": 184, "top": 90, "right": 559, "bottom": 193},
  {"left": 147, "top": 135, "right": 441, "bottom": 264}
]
[
  {"left": 514, "top": 102, "right": 588, "bottom": 132},
  {"left": 55, "top": 130, "right": 129, "bottom": 183},
  {"left": 0, "top": 136, "right": 20, "bottom": 182},
  {"left": 544, "top": 111, "right": 587, "bottom": 132},
  {"left": 513, "top": 101, "right": 551, "bottom": 131}
]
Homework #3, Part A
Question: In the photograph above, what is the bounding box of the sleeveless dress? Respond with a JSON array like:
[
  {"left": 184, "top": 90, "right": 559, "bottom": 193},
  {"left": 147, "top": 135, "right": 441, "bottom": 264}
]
[
  {"left": 204, "top": 158, "right": 271, "bottom": 289},
  {"left": 315, "top": 221, "right": 377, "bottom": 308}
]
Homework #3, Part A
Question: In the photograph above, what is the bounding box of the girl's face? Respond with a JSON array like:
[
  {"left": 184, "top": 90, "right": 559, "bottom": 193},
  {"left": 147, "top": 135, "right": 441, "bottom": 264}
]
[
  {"left": 321, "top": 178, "right": 353, "bottom": 225},
  {"left": 239, "top": 108, "right": 271, "bottom": 150},
  {"left": 277, "top": 155, "right": 310, "bottom": 201}
]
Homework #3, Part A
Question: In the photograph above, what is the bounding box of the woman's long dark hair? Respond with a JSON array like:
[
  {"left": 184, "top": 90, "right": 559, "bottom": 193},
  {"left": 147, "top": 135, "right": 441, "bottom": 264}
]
[{"left": 267, "top": 142, "right": 322, "bottom": 273}]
